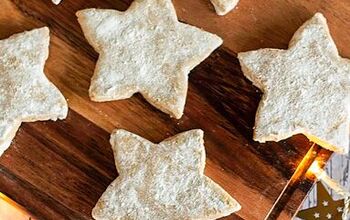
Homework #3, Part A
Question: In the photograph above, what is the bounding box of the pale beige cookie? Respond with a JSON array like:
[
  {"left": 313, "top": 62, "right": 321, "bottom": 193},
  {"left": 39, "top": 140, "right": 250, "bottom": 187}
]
[
  {"left": 52, "top": 0, "right": 61, "bottom": 5},
  {"left": 238, "top": 13, "right": 350, "bottom": 154},
  {"left": 92, "top": 129, "right": 241, "bottom": 220},
  {"left": 0, "top": 27, "right": 68, "bottom": 156},
  {"left": 210, "top": 0, "right": 239, "bottom": 16},
  {"left": 76, "top": 0, "right": 223, "bottom": 119}
]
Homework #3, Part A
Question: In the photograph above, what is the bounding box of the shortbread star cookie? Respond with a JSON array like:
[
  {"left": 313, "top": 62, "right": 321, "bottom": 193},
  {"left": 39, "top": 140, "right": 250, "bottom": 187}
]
[
  {"left": 210, "top": 0, "right": 239, "bottom": 15},
  {"left": 92, "top": 129, "right": 241, "bottom": 220},
  {"left": 76, "top": 0, "right": 223, "bottom": 119},
  {"left": 0, "top": 27, "right": 68, "bottom": 156},
  {"left": 238, "top": 13, "right": 350, "bottom": 154}
]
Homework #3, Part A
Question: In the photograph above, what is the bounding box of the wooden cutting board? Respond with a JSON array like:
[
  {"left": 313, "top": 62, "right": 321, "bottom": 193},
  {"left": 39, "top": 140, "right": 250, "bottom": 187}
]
[{"left": 0, "top": 0, "right": 348, "bottom": 219}]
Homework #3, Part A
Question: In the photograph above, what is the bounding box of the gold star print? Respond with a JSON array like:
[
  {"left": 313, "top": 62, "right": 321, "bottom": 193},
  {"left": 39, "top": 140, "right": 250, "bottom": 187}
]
[{"left": 297, "top": 182, "right": 344, "bottom": 220}]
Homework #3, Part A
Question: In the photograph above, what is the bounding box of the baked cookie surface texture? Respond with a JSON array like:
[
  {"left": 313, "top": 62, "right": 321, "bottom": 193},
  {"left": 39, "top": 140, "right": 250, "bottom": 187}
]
[
  {"left": 92, "top": 129, "right": 241, "bottom": 220},
  {"left": 77, "top": 0, "right": 223, "bottom": 119},
  {"left": 0, "top": 27, "right": 68, "bottom": 156},
  {"left": 238, "top": 13, "right": 350, "bottom": 154}
]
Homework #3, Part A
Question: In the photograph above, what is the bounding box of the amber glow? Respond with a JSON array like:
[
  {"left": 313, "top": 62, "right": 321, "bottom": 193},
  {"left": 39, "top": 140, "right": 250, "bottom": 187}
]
[
  {"left": 305, "top": 134, "right": 340, "bottom": 153},
  {"left": 308, "top": 160, "right": 324, "bottom": 177},
  {"left": 0, "top": 192, "right": 34, "bottom": 220},
  {"left": 307, "top": 161, "right": 350, "bottom": 198}
]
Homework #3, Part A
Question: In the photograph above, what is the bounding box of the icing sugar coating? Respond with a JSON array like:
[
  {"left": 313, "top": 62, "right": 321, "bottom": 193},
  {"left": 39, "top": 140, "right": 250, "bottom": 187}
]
[
  {"left": 238, "top": 13, "right": 350, "bottom": 154},
  {"left": 76, "top": 0, "right": 222, "bottom": 119},
  {"left": 0, "top": 28, "right": 68, "bottom": 155},
  {"left": 92, "top": 129, "right": 241, "bottom": 220}
]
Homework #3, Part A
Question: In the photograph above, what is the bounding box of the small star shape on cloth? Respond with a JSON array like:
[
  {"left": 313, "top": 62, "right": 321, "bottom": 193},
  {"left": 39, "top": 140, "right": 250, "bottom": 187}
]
[
  {"left": 76, "top": 0, "right": 222, "bottom": 119},
  {"left": 323, "top": 201, "right": 329, "bottom": 207},
  {"left": 326, "top": 213, "right": 332, "bottom": 219},
  {"left": 0, "top": 28, "right": 68, "bottom": 156},
  {"left": 92, "top": 129, "right": 241, "bottom": 220},
  {"left": 238, "top": 13, "right": 350, "bottom": 154},
  {"left": 297, "top": 182, "right": 344, "bottom": 220}
]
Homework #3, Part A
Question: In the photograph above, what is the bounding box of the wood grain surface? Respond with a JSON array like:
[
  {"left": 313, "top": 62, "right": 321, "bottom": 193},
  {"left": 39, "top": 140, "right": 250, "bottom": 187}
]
[{"left": 0, "top": 0, "right": 348, "bottom": 219}]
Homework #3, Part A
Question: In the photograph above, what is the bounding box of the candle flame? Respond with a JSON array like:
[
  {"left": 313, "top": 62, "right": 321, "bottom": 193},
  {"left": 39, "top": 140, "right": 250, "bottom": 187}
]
[
  {"left": 307, "top": 160, "right": 326, "bottom": 180},
  {"left": 309, "top": 161, "right": 322, "bottom": 174}
]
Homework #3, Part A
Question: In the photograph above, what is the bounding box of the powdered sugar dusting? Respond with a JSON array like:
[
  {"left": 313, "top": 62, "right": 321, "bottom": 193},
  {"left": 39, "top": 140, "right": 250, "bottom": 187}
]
[{"left": 92, "top": 129, "right": 241, "bottom": 219}]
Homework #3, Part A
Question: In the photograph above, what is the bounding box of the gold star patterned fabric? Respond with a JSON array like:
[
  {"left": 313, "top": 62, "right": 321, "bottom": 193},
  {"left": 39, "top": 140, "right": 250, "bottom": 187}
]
[{"left": 297, "top": 182, "right": 344, "bottom": 220}]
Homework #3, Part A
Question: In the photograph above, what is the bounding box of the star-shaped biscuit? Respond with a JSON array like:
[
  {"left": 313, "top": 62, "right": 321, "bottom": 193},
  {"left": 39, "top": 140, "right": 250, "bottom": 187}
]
[
  {"left": 0, "top": 27, "right": 68, "bottom": 156},
  {"left": 238, "top": 13, "right": 350, "bottom": 154},
  {"left": 76, "top": 0, "right": 223, "bottom": 119},
  {"left": 92, "top": 129, "right": 241, "bottom": 220},
  {"left": 210, "top": 0, "right": 239, "bottom": 16}
]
